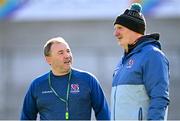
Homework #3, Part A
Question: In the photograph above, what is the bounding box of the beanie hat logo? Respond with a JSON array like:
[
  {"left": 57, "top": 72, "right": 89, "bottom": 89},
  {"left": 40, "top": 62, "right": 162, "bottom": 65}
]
[
  {"left": 125, "top": 10, "right": 141, "bottom": 18},
  {"left": 114, "top": 3, "right": 146, "bottom": 35}
]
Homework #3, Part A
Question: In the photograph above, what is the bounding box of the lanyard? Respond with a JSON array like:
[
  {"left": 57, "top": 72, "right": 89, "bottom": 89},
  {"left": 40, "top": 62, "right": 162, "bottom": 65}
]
[{"left": 48, "top": 70, "right": 72, "bottom": 120}]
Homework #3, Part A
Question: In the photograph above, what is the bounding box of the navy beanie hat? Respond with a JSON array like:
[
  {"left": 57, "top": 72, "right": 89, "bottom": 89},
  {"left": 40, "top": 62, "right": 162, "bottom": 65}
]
[{"left": 114, "top": 3, "right": 146, "bottom": 35}]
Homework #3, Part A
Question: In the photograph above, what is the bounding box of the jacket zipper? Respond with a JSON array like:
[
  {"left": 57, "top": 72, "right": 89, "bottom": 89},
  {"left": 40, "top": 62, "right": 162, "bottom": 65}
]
[
  {"left": 113, "top": 86, "right": 117, "bottom": 120},
  {"left": 138, "top": 107, "right": 143, "bottom": 121}
]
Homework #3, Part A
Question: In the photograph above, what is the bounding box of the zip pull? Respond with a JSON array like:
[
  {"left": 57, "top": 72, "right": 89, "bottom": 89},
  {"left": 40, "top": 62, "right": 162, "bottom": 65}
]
[{"left": 65, "top": 112, "right": 69, "bottom": 120}]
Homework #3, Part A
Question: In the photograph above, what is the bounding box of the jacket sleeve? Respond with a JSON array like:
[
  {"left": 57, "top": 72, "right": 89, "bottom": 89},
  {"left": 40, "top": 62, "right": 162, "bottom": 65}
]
[
  {"left": 20, "top": 81, "right": 38, "bottom": 120},
  {"left": 143, "top": 50, "right": 170, "bottom": 120},
  {"left": 89, "top": 75, "right": 110, "bottom": 120}
]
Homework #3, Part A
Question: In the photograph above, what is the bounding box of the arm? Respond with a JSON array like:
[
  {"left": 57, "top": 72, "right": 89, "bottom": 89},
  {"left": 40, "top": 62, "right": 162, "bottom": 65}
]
[
  {"left": 20, "top": 82, "right": 38, "bottom": 120},
  {"left": 143, "top": 50, "right": 170, "bottom": 120},
  {"left": 89, "top": 75, "right": 110, "bottom": 120}
]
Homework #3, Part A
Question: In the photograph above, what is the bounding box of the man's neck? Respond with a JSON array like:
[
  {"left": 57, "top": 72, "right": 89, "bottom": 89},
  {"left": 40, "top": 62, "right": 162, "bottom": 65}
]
[{"left": 52, "top": 69, "right": 71, "bottom": 76}]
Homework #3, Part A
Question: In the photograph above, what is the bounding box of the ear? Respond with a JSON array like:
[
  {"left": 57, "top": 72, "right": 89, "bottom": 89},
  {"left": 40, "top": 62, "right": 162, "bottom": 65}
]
[{"left": 45, "top": 56, "right": 52, "bottom": 65}]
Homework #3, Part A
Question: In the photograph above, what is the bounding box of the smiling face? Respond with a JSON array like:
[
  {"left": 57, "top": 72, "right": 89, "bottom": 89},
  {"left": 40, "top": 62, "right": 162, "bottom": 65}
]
[{"left": 45, "top": 42, "right": 73, "bottom": 76}]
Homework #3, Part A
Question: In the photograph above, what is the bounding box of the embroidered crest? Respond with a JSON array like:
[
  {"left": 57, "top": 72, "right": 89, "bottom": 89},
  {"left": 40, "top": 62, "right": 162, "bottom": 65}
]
[
  {"left": 126, "top": 59, "right": 134, "bottom": 68},
  {"left": 70, "top": 84, "right": 80, "bottom": 94}
]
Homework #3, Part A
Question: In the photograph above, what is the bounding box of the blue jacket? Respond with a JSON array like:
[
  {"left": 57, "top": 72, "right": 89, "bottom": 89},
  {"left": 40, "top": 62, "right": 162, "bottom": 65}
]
[
  {"left": 111, "top": 34, "right": 170, "bottom": 120},
  {"left": 21, "top": 68, "right": 110, "bottom": 120}
]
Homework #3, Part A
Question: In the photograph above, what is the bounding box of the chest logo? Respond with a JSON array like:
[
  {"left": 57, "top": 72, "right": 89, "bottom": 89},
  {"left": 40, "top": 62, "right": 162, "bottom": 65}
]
[
  {"left": 70, "top": 84, "right": 80, "bottom": 94},
  {"left": 126, "top": 59, "right": 134, "bottom": 68}
]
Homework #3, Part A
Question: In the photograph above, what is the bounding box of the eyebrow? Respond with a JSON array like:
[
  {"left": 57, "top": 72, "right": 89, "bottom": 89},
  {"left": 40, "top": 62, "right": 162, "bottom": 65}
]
[
  {"left": 57, "top": 49, "right": 70, "bottom": 53},
  {"left": 57, "top": 50, "right": 63, "bottom": 53}
]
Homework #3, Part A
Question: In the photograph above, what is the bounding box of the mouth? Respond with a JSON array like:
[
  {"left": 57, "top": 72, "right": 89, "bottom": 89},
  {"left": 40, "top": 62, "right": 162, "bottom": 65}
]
[
  {"left": 64, "top": 60, "right": 71, "bottom": 65},
  {"left": 116, "top": 37, "right": 122, "bottom": 46},
  {"left": 117, "top": 36, "right": 122, "bottom": 40},
  {"left": 116, "top": 36, "right": 123, "bottom": 42}
]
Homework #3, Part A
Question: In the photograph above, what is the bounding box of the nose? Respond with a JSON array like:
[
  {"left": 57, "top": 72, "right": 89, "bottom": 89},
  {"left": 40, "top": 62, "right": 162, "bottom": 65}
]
[
  {"left": 64, "top": 52, "right": 71, "bottom": 58},
  {"left": 113, "top": 28, "right": 119, "bottom": 37}
]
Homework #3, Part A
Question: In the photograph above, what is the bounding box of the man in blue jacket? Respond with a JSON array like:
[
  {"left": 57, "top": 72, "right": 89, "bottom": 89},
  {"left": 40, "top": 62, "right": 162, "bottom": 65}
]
[
  {"left": 111, "top": 3, "right": 170, "bottom": 120},
  {"left": 20, "top": 37, "right": 110, "bottom": 120}
]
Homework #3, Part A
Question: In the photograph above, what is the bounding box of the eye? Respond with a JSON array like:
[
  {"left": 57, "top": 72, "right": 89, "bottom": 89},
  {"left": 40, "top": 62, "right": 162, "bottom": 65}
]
[
  {"left": 67, "top": 49, "right": 71, "bottom": 53},
  {"left": 57, "top": 51, "right": 63, "bottom": 55}
]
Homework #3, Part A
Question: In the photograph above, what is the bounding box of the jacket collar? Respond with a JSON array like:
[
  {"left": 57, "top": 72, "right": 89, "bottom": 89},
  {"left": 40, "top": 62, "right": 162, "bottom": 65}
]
[{"left": 125, "top": 33, "right": 161, "bottom": 56}]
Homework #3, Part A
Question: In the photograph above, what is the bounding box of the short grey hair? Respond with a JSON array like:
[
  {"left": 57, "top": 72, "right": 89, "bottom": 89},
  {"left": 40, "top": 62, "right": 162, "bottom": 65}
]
[{"left": 43, "top": 37, "right": 68, "bottom": 56}]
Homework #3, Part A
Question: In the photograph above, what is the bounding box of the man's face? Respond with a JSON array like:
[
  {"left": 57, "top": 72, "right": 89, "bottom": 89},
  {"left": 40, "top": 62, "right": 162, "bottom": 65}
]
[
  {"left": 46, "top": 42, "right": 72, "bottom": 74},
  {"left": 113, "top": 24, "right": 132, "bottom": 49}
]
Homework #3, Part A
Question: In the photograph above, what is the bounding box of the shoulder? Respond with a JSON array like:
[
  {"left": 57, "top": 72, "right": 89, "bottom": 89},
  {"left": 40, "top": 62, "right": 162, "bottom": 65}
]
[
  {"left": 72, "top": 68, "right": 99, "bottom": 84},
  {"left": 72, "top": 68, "right": 97, "bottom": 78},
  {"left": 146, "top": 44, "right": 167, "bottom": 58},
  {"left": 25, "top": 72, "right": 49, "bottom": 97},
  {"left": 30, "top": 72, "right": 49, "bottom": 87},
  {"left": 141, "top": 45, "right": 169, "bottom": 67},
  {"left": 140, "top": 42, "right": 166, "bottom": 58}
]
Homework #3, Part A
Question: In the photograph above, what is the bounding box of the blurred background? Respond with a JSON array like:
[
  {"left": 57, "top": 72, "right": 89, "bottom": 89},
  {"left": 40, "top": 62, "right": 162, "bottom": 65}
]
[{"left": 0, "top": 0, "right": 180, "bottom": 120}]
